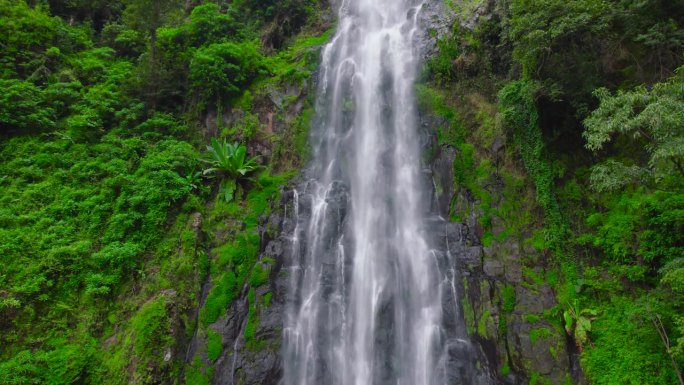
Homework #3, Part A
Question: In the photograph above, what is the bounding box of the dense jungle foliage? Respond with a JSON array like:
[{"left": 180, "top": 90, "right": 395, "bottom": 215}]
[
  {"left": 427, "top": 0, "right": 684, "bottom": 383},
  {"left": 0, "top": 0, "right": 326, "bottom": 383},
  {"left": 1, "top": 0, "right": 683, "bottom": 384}
]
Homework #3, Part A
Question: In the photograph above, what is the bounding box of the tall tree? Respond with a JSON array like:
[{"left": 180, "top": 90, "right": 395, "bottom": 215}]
[
  {"left": 583, "top": 66, "right": 684, "bottom": 192},
  {"left": 123, "top": 0, "right": 181, "bottom": 106}
]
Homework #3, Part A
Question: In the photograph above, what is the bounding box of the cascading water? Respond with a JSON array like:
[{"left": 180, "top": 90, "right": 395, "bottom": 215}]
[{"left": 283, "top": 0, "right": 488, "bottom": 384}]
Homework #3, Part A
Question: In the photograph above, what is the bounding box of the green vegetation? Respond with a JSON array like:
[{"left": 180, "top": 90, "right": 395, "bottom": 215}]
[
  {"left": 563, "top": 302, "right": 598, "bottom": 352},
  {"left": 583, "top": 68, "right": 684, "bottom": 192},
  {"left": 206, "top": 329, "right": 223, "bottom": 362},
  {"left": 189, "top": 41, "right": 266, "bottom": 105},
  {"left": 498, "top": 80, "right": 565, "bottom": 249},
  {"left": 429, "top": 0, "right": 684, "bottom": 383},
  {"left": 0, "top": 0, "right": 329, "bottom": 383},
  {"left": 186, "top": 171, "right": 291, "bottom": 381}
]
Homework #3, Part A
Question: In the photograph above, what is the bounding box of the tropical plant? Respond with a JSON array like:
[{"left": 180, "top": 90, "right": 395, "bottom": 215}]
[
  {"left": 564, "top": 300, "right": 598, "bottom": 352},
  {"left": 183, "top": 168, "right": 207, "bottom": 194},
  {"left": 202, "top": 138, "right": 259, "bottom": 202}
]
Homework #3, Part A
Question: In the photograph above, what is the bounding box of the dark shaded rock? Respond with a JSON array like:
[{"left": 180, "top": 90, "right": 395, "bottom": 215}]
[
  {"left": 491, "top": 136, "right": 505, "bottom": 154},
  {"left": 483, "top": 260, "right": 504, "bottom": 278},
  {"left": 431, "top": 145, "right": 457, "bottom": 216}
]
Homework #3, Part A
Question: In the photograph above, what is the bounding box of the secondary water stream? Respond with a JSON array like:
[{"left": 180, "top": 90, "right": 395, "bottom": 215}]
[{"left": 282, "top": 0, "right": 487, "bottom": 384}]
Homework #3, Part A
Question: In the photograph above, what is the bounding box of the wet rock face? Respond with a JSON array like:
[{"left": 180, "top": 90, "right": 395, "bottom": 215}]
[
  {"left": 416, "top": 0, "right": 579, "bottom": 381},
  {"left": 206, "top": 178, "right": 349, "bottom": 385},
  {"left": 429, "top": 144, "right": 576, "bottom": 385},
  {"left": 416, "top": 0, "right": 452, "bottom": 58},
  {"left": 208, "top": 191, "right": 298, "bottom": 385},
  {"left": 211, "top": 291, "right": 281, "bottom": 385}
]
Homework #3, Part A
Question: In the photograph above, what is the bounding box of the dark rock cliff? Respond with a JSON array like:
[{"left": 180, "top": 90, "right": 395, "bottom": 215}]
[{"left": 429, "top": 141, "right": 579, "bottom": 384}]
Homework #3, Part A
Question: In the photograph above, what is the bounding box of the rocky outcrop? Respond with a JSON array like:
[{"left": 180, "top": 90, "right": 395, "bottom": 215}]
[
  {"left": 211, "top": 202, "right": 295, "bottom": 385},
  {"left": 429, "top": 141, "right": 580, "bottom": 385},
  {"left": 416, "top": 0, "right": 581, "bottom": 382}
]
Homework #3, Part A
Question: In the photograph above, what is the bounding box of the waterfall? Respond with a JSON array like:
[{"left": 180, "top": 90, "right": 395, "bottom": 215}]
[{"left": 283, "top": 0, "right": 486, "bottom": 384}]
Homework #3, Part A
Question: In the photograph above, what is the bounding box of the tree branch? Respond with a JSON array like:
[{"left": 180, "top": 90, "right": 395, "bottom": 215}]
[{"left": 647, "top": 304, "right": 684, "bottom": 385}]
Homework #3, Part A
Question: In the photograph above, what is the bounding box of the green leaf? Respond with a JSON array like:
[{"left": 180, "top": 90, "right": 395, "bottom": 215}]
[
  {"left": 577, "top": 317, "right": 592, "bottom": 334},
  {"left": 221, "top": 179, "right": 236, "bottom": 202},
  {"left": 564, "top": 310, "right": 574, "bottom": 332}
]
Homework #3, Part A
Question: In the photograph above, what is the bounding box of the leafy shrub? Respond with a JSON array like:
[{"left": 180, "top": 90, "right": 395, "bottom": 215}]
[
  {"left": 158, "top": 3, "right": 242, "bottom": 50},
  {"left": 583, "top": 66, "right": 684, "bottom": 192},
  {"left": 581, "top": 297, "right": 679, "bottom": 385},
  {"left": 0, "top": 79, "right": 55, "bottom": 132},
  {"left": 189, "top": 41, "right": 265, "bottom": 103},
  {"left": 508, "top": 0, "right": 611, "bottom": 79},
  {"left": 0, "top": 0, "right": 59, "bottom": 77},
  {"left": 234, "top": 0, "right": 317, "bottom": 47},
  {"left": 0, "top": 133, "right": 198, "bottom": 342},
  {"left": 426, "top": 34, "right": 460, "bottom": 85}
]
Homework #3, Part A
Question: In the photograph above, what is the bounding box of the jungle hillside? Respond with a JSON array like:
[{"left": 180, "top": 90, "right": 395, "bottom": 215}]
[{"left": 1, "top": 0, "right": 683, "bottom": 384}]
